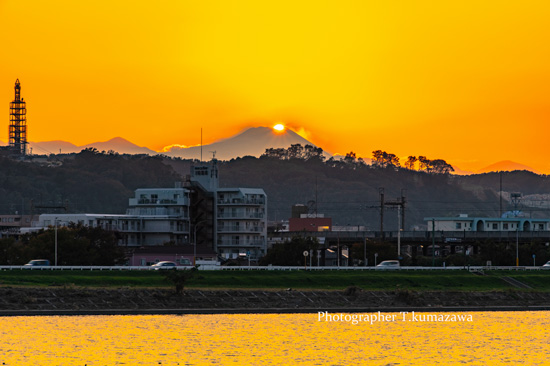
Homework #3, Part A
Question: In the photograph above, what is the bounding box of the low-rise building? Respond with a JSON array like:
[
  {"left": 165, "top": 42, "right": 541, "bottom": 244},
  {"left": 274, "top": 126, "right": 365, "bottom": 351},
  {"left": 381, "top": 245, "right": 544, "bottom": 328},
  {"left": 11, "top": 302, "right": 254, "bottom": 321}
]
[
  {"left": 30, "top": 186, "right": 192, "bottom": 246},
  {"left": 424, "top": 214, "right": 550, "bottom": 232},
  {"left": 0, "top": 214, "right": 37, "bottom": 236}
]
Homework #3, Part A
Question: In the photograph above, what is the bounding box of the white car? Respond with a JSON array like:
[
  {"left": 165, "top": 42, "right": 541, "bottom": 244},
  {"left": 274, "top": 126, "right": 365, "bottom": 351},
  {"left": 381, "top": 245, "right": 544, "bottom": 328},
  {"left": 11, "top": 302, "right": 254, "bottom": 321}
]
[
  {"left": 150, "top": 261, "right": 177, "bottom": 270},
  {"left": 375, "top": 260, "right": 400, "bottom": 270},
  {"left": 24, "top": 259, "right": 51, "bottom": 267},
  {"left": 542, "top": 261, "right": 550, "bottom": 269}
]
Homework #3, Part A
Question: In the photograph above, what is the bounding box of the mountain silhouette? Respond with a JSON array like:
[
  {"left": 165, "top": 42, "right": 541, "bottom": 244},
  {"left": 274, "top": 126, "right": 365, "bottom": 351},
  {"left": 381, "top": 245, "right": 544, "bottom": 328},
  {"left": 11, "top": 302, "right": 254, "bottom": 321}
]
[
  {"left": 163, "top": 126, "right": 329, "bottom": 161},
  {"left": 477, "top": 160, "right": 541, "bottom": 175},
  {"left": 29, "top": 137, "right": 156, "bottom": 155},
  {"left": 80, "top": 137, "right": 156, "bottom": 154},
  {"left": 6, "top": 130, "right": 543, "bottom": 175}
]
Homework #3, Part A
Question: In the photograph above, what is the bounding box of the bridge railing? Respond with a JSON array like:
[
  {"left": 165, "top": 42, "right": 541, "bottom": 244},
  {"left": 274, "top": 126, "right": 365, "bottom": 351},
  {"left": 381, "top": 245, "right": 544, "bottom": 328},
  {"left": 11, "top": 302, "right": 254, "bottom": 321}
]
[{"left": 0, "top": 265, "right": 547, "bottom": 271}]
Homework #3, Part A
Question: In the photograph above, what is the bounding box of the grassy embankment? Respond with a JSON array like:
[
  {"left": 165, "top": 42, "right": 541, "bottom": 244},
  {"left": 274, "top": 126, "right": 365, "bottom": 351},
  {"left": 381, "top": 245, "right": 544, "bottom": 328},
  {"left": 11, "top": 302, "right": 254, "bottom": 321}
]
[{"left": 1, "top": 270, "right": 550, "bottom": 291}]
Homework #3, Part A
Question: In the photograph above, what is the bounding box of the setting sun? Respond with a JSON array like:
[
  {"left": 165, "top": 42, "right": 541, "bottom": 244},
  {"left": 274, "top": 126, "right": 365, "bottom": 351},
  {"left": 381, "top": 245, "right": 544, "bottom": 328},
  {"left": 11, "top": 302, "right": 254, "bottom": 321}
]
[{"left": 1, "top": 0, "right": 550, "bottom": 173}]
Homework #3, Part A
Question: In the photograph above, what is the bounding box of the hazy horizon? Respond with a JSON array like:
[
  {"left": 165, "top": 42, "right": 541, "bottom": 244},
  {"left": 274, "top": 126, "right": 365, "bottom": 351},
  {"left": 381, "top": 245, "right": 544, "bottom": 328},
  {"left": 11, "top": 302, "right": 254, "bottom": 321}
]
[
  {"left": 0, "top": 126, "right": 543, "bottom": 175},
  {"left": 2, "top": 1, "right": 550, "bottom": 174}
]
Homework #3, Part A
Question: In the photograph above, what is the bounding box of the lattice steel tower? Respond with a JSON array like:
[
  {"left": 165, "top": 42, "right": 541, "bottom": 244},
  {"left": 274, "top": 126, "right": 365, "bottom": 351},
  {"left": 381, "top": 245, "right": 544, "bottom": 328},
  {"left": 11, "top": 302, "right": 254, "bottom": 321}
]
[{"left": 9, "top": 79, "right": 27, "bottom": 155}]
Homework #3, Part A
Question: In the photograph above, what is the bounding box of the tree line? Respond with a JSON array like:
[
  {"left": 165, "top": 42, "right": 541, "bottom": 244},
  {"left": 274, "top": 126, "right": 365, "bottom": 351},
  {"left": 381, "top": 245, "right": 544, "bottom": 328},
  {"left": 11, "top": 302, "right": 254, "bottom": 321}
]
[
  {"left": 372, "top": 150, "right": 454, "bottom": 174},
  {"left": 261, "top": 144, "right": 454, "bottom": 174},
  {"left": 0, "top": 224, "right": 126, "bottom": 265}
]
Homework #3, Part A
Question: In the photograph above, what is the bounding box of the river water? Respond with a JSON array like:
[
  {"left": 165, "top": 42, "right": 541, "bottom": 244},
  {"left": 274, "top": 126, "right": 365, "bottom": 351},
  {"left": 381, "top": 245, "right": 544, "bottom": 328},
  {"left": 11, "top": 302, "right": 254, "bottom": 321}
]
[{"left": 0, "top": 311, "right": 548, "bottom": 365}]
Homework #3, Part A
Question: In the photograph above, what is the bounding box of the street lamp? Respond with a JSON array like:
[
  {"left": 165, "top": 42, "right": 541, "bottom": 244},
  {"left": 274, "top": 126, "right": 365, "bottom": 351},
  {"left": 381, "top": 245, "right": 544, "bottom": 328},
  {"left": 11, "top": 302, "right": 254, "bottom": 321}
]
[
  {"left": 516, "top": 229, "right": 519, "bottom": 267},
  {"left": 364, "top": 237, "right": 367, "bottom": 267},
  {"left": 54, "top": 217, "right": 58, "bottom": 267},
  {"left": 193, "top": 220, "right": 207, "bottom": 266}
]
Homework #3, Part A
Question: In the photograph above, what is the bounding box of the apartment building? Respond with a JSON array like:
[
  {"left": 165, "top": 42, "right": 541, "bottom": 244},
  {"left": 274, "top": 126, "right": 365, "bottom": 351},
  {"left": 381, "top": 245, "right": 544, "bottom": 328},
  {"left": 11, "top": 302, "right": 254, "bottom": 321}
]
[{"left": 29, "top": 159, "right": 268, "bottom": 258}]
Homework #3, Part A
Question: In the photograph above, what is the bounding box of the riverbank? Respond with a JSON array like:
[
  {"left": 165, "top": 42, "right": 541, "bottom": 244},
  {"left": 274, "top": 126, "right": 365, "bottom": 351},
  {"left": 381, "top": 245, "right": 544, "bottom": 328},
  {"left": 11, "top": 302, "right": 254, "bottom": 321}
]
[
  {"left": 2, "top": 269, "right": 550, "bottom": 291},
  {"left": 1, "top": 287, "right": 550, "bottom": 316}
]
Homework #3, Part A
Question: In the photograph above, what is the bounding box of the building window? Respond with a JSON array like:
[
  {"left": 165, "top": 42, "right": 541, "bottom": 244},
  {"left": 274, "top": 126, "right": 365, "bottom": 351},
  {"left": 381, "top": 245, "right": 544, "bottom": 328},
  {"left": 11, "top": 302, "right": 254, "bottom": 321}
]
[
  {"left": 539, "top": 224, "right": 544, "bottom": 230},
  {"left": 503, "top": 223, "right": 509, "bottom": 230},
  {"left": 492, "top": 223, "right": 498, "bottom": 230},
  {"left": 456, "top": 223, "right": 462, "bottom": 229}
]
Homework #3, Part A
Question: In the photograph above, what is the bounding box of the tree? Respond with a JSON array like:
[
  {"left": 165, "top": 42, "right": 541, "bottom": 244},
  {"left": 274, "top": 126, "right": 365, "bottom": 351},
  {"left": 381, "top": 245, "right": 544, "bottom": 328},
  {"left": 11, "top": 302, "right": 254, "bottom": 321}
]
[
  {"left": 430, "top": 159, "right": 455, "bottom": 174},
  {"left": 22, "top": 224, "right": 126, "bottom": 266},
  {"left": 162, "top": 266, "right": 199, "bottom": 294},
  {"left": 404, "top": 156, "right": 418, "bottom": 170},
  {"left": 417, "top": 156, "right": 454, "bottom": 174},
  {"left": 287, "top": 144, "right": 304, "bottom": 159},
  {"left": 262, "top": 148, "right": 287, "bottom": 160},
  {"left": 303, "top": 144, "right": 325, "bottom": 161},
  {"left": 344, "top": 151, "right": 357, "bottom": 164},
  {"left": 418, "top": 156, "right": 430, "bottom": 172},
  {"left": 372, "top": 150, "right": 385, "bottom": 167},
  {"left": 259, "top": 236, "right": 319, "bottom": 266},
  {"left": 371, "top": 150, "right": 400, "bottom": 168}
]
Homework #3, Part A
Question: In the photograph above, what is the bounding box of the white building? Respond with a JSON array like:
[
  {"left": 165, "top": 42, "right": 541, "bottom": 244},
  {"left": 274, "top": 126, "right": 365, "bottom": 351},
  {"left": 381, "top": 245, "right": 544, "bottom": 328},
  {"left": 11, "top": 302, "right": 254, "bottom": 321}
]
[
  {"left": 216, "top": 187, "right": 267, "bottom": 259},
  {"left": 30, "top": 161, "right": 268, "bottom": 258},
  {"left": 32, "top": 187, "right": 191, "bottom": 246},
  {"left": 189, "top": 160, "right": 268, "bottom": 260},
  {"left": 424, "top": 214, "right": 550, "bottom": 232}
]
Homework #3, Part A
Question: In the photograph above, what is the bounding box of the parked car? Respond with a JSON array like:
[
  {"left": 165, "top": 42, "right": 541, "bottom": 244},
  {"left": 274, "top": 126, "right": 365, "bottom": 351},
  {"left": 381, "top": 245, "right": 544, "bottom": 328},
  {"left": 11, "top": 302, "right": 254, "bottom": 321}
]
[
  {"left": 542, "top": 261, "right": 550, "bottom": 269},
  {"left": 150, "top": 261, "right": 178, "bottom": 270},
  {"left": 375, "top": 260, "right": 400, "bottom": 270},
  {"left": 24, "top": 259, "right": 51, "bottom": 267}
]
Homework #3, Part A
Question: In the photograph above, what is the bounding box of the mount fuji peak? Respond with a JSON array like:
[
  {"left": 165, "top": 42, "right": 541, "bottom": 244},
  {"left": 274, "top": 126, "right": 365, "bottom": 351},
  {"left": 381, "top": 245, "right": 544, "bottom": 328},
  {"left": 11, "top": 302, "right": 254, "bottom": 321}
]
[{"left": 164, "top": 127, "right": 329, "bottom": 161}]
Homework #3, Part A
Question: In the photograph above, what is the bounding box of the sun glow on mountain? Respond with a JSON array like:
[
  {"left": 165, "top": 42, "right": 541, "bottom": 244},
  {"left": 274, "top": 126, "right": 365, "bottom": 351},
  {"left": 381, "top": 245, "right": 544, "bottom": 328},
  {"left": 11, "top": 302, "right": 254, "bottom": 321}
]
[{"left": 273, "top": 124, "right": 286, "bottom": 132}]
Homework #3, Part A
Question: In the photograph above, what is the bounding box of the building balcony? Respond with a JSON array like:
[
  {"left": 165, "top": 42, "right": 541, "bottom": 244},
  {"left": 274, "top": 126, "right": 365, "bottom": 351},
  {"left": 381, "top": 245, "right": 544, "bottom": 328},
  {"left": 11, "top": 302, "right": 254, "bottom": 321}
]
[
  {"left": 217, "top": 212, "right": 264, "bottom": 219},
  {"left": 217, "top": 239, "right": 265, "bottom": 247},
  {"left": 217, "top": 198, "right": 266, "bottom": 206},
  {"left": 217, "top": 226, "right": 264, "bottom": 233},
  {"left": 129, "top": 197, "right": 189, "bottom": 206}
]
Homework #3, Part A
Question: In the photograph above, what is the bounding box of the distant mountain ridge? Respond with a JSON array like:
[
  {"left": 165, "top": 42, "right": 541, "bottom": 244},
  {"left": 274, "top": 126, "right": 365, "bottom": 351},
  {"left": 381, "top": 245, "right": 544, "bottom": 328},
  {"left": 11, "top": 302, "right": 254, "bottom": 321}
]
[
  {"left": 477, "top": 160, "right": 541, "bottom": 175},
  {"left": 28, "top": 137, "right": 156, "bottom": 155},
  {"left": 2, "top": 128, "right": 544, "bottom": 175},
  {"left": 163, "top": 126, "right": 330, "bottom": 161}
]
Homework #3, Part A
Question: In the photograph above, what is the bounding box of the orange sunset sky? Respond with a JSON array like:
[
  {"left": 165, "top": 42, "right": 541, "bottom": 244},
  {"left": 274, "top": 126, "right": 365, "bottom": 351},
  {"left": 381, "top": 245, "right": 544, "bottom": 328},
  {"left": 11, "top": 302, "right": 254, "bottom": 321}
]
[{"left": 1, "top": 1, "right": 550, "bottom": 173}]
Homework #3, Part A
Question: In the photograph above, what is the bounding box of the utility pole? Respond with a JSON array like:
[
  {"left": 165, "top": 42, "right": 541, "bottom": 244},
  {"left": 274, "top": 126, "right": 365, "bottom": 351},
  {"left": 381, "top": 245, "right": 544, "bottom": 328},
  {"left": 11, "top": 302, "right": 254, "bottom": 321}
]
[
  {"left": 499, "top": 172, "right": 503, "bottom": 217},
  {"left": 379, "top": 188, "right": 384, "bottom": 239},
  {"left": 397, "top": 205, "right": 401, "bottom": 258},
  {"left": 432, "top": 218, "right": 435, "bottom": 267},
  {"left": 364, "top": 237, "right": 367, "bottom": 267},
  {"left": 516, "top": 229, "right": 519, "bottom": 267}
]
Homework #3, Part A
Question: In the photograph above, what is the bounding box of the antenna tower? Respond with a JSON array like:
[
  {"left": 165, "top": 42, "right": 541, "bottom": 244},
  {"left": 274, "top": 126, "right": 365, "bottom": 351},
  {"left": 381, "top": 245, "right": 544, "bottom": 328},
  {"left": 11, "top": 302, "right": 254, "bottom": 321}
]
[{"left": 9, "top": 79, "right": 27, "bottom": 155}]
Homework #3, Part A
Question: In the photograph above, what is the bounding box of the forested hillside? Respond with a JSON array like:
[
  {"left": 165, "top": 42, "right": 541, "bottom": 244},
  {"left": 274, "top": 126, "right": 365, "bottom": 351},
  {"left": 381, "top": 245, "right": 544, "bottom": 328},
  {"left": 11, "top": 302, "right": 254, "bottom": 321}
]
[
  {"left": 0, "top": 149, "right": 180, "bottom": 215},
  {"left": 1, "top": 149, "right": 548, "bottom": 229},
  {"left": 219, "top": 156, "right": 550, "bottom": 229}
]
